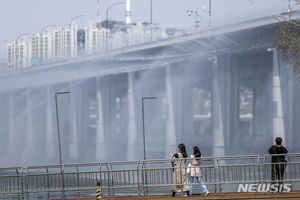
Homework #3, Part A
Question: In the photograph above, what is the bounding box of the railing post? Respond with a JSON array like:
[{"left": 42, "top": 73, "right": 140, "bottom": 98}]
[
  {"left": 109, "top": 164, "right": 115, "bottom": 196},
  {"left": 77, "top": 166, "right": 80, "bottom": 198},
  {"left": 25, "top": 168, "right": 29, "bottom": 200},
  {"left": 141, "top": 161, "right": 145, "bottom": 197},
  {"left": 263, "top": 155, "right": 267, "bottom": 185},
  {"left": 105, "top": 164, "right": 111, "bottom": 196},
  {"left": 61, "top": 165, "right": 65, "bottom": 198},
  {"left": 136, "top": 161, "right": 141, "bottom": 197},
  {"left": 216, "top": 158, "right": 220, "bottom": 193},
  {"left": 15, "top": 169, "right": 20, "bottom": 200},
  {"left": 21, "top": 168, "right": 24, "bottom": 200},
  {"left": 46, "top": 168, "right": 50, "bottom": 199},
  {"left": 214, "top": 159, "right": 217, "bottom": 193}
]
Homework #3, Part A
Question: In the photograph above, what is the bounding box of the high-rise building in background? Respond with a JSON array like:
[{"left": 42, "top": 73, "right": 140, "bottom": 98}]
[
  {"left": 52, "top": 22, "right": 78, "bottom": 60},
  {"left": 6, "top": 22, "right": 181, "bottom": 68},
  {"left": 4, "top": 0, "right": 185, "bottom": 68},
  {"left": 7, "top": 35, "right": 31, "bottom": 68},
  {"left": 8, "top": 22, "right": 78, "bottom": 68},
  {"left": 85, "top": 21, "right": 110, "bottom": 53},
  {"left": 31, "top": 27, "right": 55, "bottom": 66}
]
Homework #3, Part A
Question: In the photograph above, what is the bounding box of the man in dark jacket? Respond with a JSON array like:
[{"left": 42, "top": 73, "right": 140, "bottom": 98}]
[{"left": 268, "top": 137, "right": 288, "bottom": 191}]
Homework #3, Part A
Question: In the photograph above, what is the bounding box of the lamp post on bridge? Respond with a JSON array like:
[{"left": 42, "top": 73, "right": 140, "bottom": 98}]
[
  {"left": 106, "top": 2, "right": 124, "bottom": 27},
  {"left": 68, "top": 14, "right": 85, "bottom": 27},
  {"left": 15, "top": 33, "right": 29, "bottom": 68},
  {"left": 150, "top": 0, "right": 153, "bottom": 24},
  {"left": 41, "top": 25, "right": 56, "bottom": 33},
  {"left": 105, "top": 2, "right": 124, "bottom": 49},
  {"left": 142, "top": 97, "right": 156, "bottom": 160}
]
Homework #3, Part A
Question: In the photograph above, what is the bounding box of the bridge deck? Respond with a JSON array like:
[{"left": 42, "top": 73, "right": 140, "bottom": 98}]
[{"left": 69, "top": 191, "right": 300, "bottom": 199}]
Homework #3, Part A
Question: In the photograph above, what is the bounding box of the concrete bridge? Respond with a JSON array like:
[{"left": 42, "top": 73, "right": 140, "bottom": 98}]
[{"left": 0, "top": 12, "right": 300, "bottom": 167}]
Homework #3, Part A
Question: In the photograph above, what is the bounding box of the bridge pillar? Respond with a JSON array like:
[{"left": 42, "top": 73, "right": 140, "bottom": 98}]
[
  {"left": 69, "top": 82, "right": 79, "bottom": 159},
  {"left": 229, "top": 56, "right": 240, "bottom": 149},
  {"left": 212, "top": 56, "right": 231, "bottom": 157},
  {"left": 164, "top": 65, "right": 177, "bottom": 157},
  {"left": 127, "top": 72, "right": 137, "bottom": 161},
  {"left": 286, "top": 66, "right": 294, "bottom": 150},
  {"left": 25, "top": 89, "right": 34, "bottom": 157},
  {"left": 101, "top": 77, "right": 112, "bottom": 159},
  {"left": 95, "top": 78, "right": 106, "bottom": 161},
  {"left": 0, "top": 93, "right": 9, "bottom": 165},
  {"left": 45, "top": 87, "right": 56, "bottom": 158},
  {"left": 8, "top": 94, "right": 15, "bottom": 155},
  {"left": 101, "top": 75, "right": 128, "bottom": 160},
  {"left": 174, "top": 63, "right": 194, "bottom": 146},
  {"left": 272, "top": 48, "right": 286, "bottom": 143}
]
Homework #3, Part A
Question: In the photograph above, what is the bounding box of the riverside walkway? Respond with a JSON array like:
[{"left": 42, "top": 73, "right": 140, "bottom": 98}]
[
  {"left": 1, "top": 154, "right": 300, "bottom": 199},
  {"left": 70, "top": 191, "right": 300, "bottom": 199}
]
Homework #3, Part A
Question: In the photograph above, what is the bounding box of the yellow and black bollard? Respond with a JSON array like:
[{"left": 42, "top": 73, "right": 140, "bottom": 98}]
[{"left": 96, "top": 182, "right": 102, "bottom": 199}]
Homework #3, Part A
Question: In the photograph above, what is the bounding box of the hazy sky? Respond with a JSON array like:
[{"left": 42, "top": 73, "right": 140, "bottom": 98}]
[{"left": 0, "top": 0, "right": 292, "bottom": 41}]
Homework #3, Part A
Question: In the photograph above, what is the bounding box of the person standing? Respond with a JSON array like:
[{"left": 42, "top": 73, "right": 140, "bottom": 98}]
[
  {"left": 170, "top": 143, "right": 190, "bottom": 197},
  {"left": 187, "top": 146, "right": 209, "bottom": 196},
  {"left": 268, "top": 137, "right": 288, "bottom": 192}
]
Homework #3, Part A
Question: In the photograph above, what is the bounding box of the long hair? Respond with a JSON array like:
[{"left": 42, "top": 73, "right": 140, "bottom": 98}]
[
  {"left": 178, "top": 143, "right": 187, "bottom": 158},
  {"left": 193, "top": 146, "right": 201, "bottom": 158}
]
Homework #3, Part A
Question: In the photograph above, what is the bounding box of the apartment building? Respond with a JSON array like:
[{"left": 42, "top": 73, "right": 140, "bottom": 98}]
[
  {"left": 7, "top": 35, "right": 31, "bottom": 68},
  {"left": 85, "top": 21, "right": 110, "bottom": 53}
]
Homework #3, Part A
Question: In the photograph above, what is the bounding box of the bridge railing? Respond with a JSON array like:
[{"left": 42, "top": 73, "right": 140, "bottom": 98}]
[{"left": 1, "top": 154, "right": 300, "bottom": 199}]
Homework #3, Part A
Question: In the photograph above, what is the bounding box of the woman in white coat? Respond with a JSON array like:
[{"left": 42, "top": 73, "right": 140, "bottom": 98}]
[
  {"left": 188, "top": 146, "right": 209, "bottom": 196},
  {"left": 170, "top": 143, "right": 190, "bottom": 197}
]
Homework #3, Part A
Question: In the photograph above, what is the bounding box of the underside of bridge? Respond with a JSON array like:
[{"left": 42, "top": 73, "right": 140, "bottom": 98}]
[{"left": 0, "top": 18, "right": 300, "bottom": 167}]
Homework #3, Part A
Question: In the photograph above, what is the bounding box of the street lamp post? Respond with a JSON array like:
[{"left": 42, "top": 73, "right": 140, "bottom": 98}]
[
  {"left": 105, "top": 2, "right": 124, "bottom": 49},
  {"left": 150, "top": 0, "right": 153, "bottom": 24},
  {"left": 209, "top": 0, "right": 212, "bottom": 24},
  {"left": 15, "top": 33, "right": 29, "bottom": 68},
  {"left": 16, "top": 33, "right": 29, "bottom": 42},
  {"left": 41, "top": 25, "right": 56, "bottom": 33},
  {"left": 68, "top": 14, "right": 85, "bottom": 27},
  {"left": 55, "top": 92, "right": 70, "bottom": 168},
  {"left": 55, "top": 91, "right": 70, "bottom": 197},
  {"left": 141, "top": 97, "right": 156, "bottom": 160},
  {"left": 202, "top": 0, "right": 212, "bottom": 26},
  {"left": 106, "top": 2, "right": 124, "bottom": 28}
]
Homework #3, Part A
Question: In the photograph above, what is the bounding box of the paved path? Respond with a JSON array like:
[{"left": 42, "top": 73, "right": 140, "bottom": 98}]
[{"left": 69, "top": 191, "right": 300, "bottom": 199}]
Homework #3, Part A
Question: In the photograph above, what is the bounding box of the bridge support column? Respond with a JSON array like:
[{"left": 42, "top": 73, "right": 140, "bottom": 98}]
[
  {"left": 46, "top": 87, "right": 56, "bottom": 158},
  {"left": 287, "top": 66, "right": 294, "bottom": 150},
  {"left": 0, "top": 93, "right": 9, "bottom": 163},
  {"left": 272, "top": 48, "right": 286, "bottom": 143},
  {"left": 69, "top": 83, "right": 79, "bottom": 159},
  {"left": 127, "top": 73, "right": 137, "bottom": 161},
  {"left": 25, "top": 89, "right": 34, "bottom": 157},
  {"left": 229, "top": 56, "right": 240, "bottom": 148},
  {"left": 165, "top": 65, "right": 177, "bottom": 157},
  {"left": 212, "top": 56, "right": 230, "bottom": 157},
  {"left": 95, "top": 78, "right": 106, "bottom": 161},
  {"left": 8, "top": 93, "right": 16, "bottom": 156}
]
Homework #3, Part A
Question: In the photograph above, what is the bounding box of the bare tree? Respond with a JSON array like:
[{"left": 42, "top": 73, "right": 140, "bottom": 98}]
[{"left": 274, "top": 1, "right": 300, "bottom": 79}]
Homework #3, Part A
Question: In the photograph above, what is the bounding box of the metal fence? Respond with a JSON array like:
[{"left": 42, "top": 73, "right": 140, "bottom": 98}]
[{"left": 1, "top": 154, "right": 300, "bottom": 199}]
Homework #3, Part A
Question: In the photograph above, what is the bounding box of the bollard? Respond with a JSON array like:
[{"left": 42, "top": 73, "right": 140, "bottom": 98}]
[{"left": 96, "top": 182, "right": 102, "bottom": 199}]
